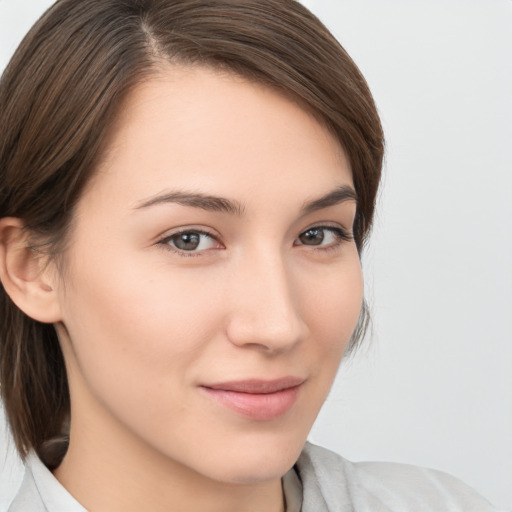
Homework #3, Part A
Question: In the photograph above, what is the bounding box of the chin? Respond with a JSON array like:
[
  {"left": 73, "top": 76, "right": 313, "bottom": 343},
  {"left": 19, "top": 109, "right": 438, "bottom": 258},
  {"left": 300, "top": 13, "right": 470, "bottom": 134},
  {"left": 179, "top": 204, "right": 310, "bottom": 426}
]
[
  {"left": 210, "top": 455, "right": 299, "bottom": 485},
  {"left": 190, "top": 430, "right": 307, "bottom": 485}
]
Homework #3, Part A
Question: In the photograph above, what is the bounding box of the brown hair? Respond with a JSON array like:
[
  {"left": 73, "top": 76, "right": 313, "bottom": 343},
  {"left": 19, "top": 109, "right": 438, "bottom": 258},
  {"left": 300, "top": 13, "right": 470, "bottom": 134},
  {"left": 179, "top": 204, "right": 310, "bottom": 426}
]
[{"left": 0, "top": 0, "right": 384, "bottom": 464}]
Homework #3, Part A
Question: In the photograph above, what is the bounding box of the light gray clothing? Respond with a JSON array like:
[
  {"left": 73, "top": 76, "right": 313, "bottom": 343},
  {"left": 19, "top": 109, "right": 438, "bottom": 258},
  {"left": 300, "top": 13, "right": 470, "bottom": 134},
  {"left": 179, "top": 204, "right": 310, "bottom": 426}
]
[
  {"left": 6, "top": 442, "right": 505, "bottom": 511},
  {"left": 7, "top": 450, "right": 86, "bottom": 512},
  {"left": 294, "top": 443, "right": 505, "bottom": 511}
]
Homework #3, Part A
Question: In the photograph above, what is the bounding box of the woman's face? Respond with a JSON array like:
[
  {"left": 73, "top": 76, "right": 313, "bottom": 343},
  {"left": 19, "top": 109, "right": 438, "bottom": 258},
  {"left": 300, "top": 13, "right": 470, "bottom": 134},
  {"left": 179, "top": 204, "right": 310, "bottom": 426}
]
[{"left": 54, "top": 65, "right": 363, "bottom": 484}]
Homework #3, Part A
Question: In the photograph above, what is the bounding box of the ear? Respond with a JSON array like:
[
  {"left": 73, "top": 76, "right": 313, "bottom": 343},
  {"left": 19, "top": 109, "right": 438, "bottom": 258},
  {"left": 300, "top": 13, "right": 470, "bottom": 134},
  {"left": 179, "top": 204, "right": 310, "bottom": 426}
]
[{"left": 0, "top": 218, "right": 62, "bottom": 323}]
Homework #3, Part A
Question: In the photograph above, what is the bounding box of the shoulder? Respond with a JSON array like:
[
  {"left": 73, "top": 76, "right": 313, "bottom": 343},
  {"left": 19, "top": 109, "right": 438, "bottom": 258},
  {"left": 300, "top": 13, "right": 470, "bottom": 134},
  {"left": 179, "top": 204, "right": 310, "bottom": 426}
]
[{"left": 296, "top": 442, "right": 504, "bottom": 512}]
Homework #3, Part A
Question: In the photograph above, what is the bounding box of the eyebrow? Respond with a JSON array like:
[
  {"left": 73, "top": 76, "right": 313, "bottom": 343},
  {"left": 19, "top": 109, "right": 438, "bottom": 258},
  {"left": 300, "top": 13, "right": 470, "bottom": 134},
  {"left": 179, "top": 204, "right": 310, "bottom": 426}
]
[
  {"left": 301, "top": 185, "right": 357, "bottom": 215},
  {"left": 134, "top": 185, "right": 357, "bottom": 216},
  {"left": 134, "top": 191, "right": 246, "bottom": 216}
]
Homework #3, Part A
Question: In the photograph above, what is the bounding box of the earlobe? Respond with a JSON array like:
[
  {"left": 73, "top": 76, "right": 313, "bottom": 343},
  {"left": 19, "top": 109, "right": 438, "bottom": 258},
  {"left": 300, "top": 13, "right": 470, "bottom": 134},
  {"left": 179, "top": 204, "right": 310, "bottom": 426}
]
[{"left": 0, "top": 217, "right": 62, "bottom": 323}]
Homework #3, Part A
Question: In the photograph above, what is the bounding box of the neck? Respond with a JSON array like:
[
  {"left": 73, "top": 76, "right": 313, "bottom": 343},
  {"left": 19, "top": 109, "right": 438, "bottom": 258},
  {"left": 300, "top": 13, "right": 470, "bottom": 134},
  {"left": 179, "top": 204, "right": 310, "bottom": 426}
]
[{"left": 53, "top": 402, "right": 285, "bottom": 512}]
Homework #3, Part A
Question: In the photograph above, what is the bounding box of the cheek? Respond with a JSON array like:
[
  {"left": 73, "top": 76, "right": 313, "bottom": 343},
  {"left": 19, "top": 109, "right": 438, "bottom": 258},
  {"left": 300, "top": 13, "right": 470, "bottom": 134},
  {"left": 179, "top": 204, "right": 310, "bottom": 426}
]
[
  {"left": 58, "top": 251, "right": 191, "bottom": 393},
  {"left": 300, "top": 253, "right": 363, "bottom": 386},
  {"left": 57, "top": 257, "right": 222, "bottom": 448},
  {"left": 302, "top": 254, "right": 363, "bottom": 344}
]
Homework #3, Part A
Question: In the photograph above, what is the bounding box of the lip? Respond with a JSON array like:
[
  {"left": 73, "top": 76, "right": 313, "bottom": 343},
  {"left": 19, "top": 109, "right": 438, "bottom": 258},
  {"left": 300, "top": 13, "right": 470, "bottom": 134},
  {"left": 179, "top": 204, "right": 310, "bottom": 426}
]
[{"left": 200, "top": 377, "right": 305, "bottom": 421}]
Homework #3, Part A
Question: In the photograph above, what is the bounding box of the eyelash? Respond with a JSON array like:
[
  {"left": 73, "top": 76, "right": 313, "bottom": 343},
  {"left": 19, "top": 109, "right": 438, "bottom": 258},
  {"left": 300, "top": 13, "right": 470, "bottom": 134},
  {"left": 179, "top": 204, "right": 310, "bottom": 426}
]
[
  {"left": 157, "top": 225, "right": 353, "bottom": 258},
  {"left": 295, "top": 225, "right": 353, "bottom": 253},
  {"left": 157, "top": 228, "right": 220, "bottom": 258}
]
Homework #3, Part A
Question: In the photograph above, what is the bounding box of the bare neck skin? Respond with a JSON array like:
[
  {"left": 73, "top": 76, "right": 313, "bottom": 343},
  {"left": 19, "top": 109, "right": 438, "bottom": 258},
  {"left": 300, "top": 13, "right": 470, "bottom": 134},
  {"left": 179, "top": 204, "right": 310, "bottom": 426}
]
[{"left": 54, "top": 375, "right": 285, "bottom": 512}]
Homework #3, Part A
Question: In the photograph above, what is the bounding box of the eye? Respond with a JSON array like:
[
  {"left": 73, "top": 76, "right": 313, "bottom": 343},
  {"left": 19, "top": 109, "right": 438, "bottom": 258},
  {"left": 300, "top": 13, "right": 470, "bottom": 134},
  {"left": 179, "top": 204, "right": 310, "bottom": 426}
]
[
  {"left": 295, "top": 226, "right": 351, "bottom": 248},
  {"left": 160, "top": 229, "right": 220, "bottom": 253}
]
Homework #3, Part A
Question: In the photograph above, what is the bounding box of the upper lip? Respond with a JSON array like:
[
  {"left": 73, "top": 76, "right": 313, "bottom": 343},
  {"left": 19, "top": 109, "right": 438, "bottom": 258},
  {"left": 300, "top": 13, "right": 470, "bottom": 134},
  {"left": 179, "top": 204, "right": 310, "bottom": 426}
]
[{"left": 201, "top": 377, "right": 305, "bottom": 394}]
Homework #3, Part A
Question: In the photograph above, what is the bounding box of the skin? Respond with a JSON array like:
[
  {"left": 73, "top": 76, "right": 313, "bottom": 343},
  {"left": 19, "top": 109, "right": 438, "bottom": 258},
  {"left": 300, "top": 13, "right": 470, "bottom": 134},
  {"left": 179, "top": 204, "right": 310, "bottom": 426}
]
[{"left": 5, "top": 65, "right": 364, "bottom": 512}]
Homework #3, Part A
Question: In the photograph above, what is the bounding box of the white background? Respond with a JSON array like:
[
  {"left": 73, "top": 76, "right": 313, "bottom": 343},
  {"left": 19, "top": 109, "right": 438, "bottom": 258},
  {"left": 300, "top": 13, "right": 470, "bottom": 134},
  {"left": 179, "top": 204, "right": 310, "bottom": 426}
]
[{"left": 1, "top": 1, "right": 511, "bottom": 510}]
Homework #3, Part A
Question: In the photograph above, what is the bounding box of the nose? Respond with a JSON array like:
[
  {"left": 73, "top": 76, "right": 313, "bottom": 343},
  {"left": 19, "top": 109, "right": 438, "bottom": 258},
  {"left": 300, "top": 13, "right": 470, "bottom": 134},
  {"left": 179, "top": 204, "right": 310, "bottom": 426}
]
[{"left": 225, "top": 250, "right": 308, "bottom": 353}]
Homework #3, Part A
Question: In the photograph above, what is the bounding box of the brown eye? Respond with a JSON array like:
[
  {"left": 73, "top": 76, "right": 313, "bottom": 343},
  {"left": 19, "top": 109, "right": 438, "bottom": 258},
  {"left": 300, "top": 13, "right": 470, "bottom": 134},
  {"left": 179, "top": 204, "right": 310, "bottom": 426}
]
[{"left": 298, "top": 228, "right": 325, "bottom": 246}]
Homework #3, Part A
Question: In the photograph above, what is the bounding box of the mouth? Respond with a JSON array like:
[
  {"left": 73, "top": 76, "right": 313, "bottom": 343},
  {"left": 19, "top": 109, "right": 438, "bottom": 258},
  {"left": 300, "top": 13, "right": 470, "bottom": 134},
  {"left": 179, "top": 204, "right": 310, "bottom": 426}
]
[{"left": 199, "top": 377, "right": 305, "bottom": 421}]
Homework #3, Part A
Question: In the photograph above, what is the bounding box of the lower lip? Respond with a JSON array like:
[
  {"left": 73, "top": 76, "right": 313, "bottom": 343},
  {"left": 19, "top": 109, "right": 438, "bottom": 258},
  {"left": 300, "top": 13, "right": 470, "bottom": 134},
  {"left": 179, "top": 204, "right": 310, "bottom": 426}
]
[{"left": 200, "top": 385, "right": 301, "bottom": 421}]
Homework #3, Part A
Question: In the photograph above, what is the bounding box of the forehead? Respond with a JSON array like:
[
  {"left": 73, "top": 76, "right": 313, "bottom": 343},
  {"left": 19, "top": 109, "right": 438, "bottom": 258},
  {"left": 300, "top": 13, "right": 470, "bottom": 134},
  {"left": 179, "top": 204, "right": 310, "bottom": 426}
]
[{"left": 82, "top": 64, "right": 352, "bottom": 212}]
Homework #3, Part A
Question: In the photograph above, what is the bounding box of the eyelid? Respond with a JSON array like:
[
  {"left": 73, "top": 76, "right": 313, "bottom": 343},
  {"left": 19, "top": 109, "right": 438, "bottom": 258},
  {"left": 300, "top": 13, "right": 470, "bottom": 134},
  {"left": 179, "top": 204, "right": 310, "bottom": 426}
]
[{"left": 298, "top": 223, "right": 353, "bottom": 239}]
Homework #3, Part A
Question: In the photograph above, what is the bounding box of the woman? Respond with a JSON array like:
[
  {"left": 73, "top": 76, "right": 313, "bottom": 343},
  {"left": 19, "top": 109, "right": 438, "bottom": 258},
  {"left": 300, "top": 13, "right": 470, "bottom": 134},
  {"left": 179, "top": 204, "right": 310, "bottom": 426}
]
[{"left": 0, "top": 1, "right": 501, "bottom": 511}]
